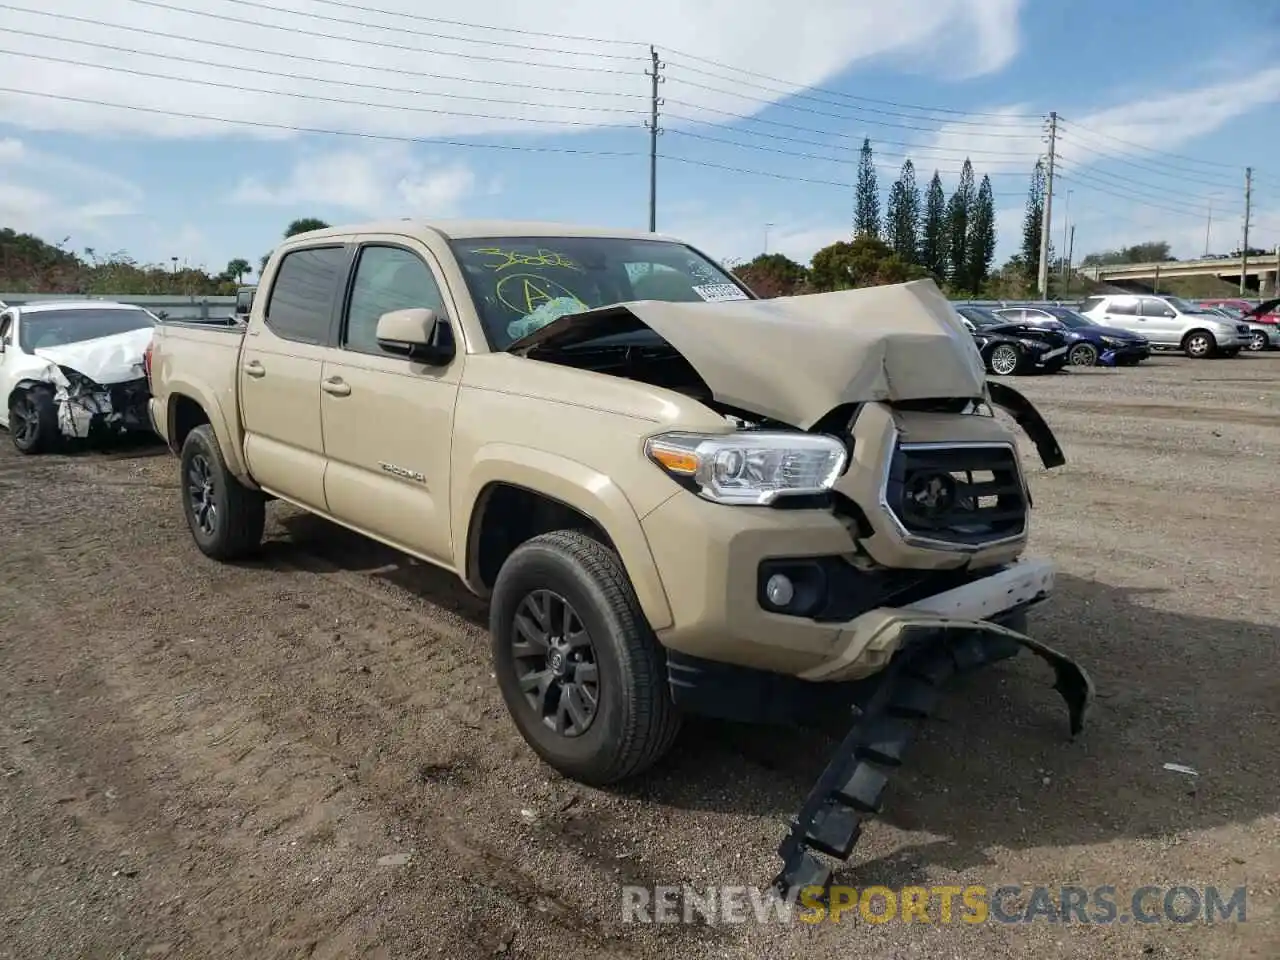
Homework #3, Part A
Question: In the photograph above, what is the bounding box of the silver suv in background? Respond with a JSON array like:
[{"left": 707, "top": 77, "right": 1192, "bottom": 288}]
[{"left": 1078, "top": 294, "right": 1251, "bottom": 358}]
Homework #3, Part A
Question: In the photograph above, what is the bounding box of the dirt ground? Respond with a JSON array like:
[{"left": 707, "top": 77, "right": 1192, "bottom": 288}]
[{"left": 1, "top": 353, "right": 1278, "bottom": 960}]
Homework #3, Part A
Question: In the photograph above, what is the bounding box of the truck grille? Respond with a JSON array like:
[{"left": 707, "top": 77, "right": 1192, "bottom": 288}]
[{"left": 884, "top": 443, "right": 1027, "bottom": 547}]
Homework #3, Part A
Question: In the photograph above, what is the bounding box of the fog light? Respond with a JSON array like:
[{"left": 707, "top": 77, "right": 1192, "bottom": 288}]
[{"left": 765, "top": 573, "right": 795, "bottom": 607}]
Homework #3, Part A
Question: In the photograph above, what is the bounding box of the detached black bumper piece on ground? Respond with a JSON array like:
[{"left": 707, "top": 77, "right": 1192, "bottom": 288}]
[{"left": 771, "top": 625, "right": 1094, "bottom": 903}]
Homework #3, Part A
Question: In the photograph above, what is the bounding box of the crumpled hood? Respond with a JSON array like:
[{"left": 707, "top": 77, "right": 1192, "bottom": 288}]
[
  {"left": 32, "top": 327, "right": 154, "bottom": 385},
  {"left": 509, "top": 279, "right": 987, "bottom": 429}
]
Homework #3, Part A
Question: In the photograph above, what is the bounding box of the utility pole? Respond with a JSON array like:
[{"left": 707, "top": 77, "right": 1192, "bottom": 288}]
[
  {"left": 1067, "top": 224, "right": 1076, "bottom": 283},
  {"left": 1240, "top": 166, "right": 1252, "bottom": 295},
  {"left": 1036, "top": 111, "right": 1058, "bottom": 298},
  {"left": 644, "top": 46, "right": 664, "bottom": 233},
  {"left": 1204, "top": 194, "right": 1215, "bottom": 257},
  {"left": 764, "top": 222, "right": 773, "bottom": 255},
  {"left": 1060, "top": 188, "right": 1072, "bottom": 277}
]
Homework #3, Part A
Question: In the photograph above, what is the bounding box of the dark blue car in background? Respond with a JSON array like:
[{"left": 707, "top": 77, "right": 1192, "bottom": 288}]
[{"left": 992, "top": 305, "right": 1151, "bottom": 367}]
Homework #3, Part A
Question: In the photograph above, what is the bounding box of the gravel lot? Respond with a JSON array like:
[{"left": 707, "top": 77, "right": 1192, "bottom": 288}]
[{"left": 1, "top": 353, "right": 1278, "bottom": 959}]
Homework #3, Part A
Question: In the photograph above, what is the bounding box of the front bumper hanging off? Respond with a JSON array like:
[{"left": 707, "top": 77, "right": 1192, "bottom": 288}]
[{"left": 771, "top": 620, "right": 1094, "bottom": 901}]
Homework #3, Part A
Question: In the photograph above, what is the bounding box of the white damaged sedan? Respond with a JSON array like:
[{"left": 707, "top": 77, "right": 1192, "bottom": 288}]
[{"left": 0, "top": 300, "right": 158, "bottom": 454}]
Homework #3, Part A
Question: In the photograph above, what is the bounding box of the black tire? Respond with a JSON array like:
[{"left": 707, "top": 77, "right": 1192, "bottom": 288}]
[
  {"left": 179, "top": 424, "right": 265, "bottom": 560},
  {"left": 8, "top": 385, "right": 58, "bottom": 455},
  {"left": 489, "top": 530, "right": 681, "bottom": 786},
  {"left": 1182, "top": 329, "right": 1216, "bottom": 359},
  {"left": 987, "top": 343, "right": 1022, "bottom": 376},
  {"left": 1068, "top": 342, "right": 1099, "bottom": 367}
]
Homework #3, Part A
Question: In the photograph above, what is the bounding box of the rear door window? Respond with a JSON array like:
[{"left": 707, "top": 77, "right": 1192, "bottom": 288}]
[
  {"left": 1106, "top": 297, "right": 1138, "bottom": 315},
  {"left": 264, "top": 246, "right": 348, "bottom": 344}
]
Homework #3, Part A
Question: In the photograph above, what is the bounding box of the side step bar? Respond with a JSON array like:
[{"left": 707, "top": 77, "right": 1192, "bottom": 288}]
[{"left": 772, "top": 624, "right": 1093, "bottom": 902}]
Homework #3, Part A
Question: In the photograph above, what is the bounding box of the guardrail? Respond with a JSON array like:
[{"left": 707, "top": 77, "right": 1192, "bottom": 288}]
[{"left": 0, "top": 292, "right": 236, "bottom": 322}]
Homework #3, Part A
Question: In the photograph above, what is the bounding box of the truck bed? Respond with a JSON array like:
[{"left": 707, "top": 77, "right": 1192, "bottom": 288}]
[{"left": 149, "top": 318, "right": 247, "bottom": 457}]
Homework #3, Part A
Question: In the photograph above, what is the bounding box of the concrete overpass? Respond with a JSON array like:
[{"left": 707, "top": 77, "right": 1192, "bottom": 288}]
[{"left": 1084, "top": 251, "right": 1280, "bottom": 293}]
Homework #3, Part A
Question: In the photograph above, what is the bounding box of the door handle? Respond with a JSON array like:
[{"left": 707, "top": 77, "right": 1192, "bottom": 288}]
[
  {"left": 322, "top": 377, "right": 351, "bottom": 397},
  {"left": 242, "top": 360, "right": 265, "bottom": 377}
]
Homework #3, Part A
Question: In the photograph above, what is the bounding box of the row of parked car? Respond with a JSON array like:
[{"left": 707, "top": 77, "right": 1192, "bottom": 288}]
[{"left": 952, "top": 293, "right": 1279, "bottom": 376}]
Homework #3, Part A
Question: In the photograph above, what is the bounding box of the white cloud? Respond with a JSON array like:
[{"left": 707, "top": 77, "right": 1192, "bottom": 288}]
[
  {"left": 229, "top": 143, "right": 478, "bottom": 216},
  {"left": 0, "top": 137, "right": 142, "bottom": 245},
  {"left": 0, "top": 1, "right": 1021, "bottom": 140}
]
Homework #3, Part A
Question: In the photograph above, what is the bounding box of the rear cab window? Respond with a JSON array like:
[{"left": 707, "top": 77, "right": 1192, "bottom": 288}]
[{"left": 264, "top": 245, "right": 349, "bottom": 344}]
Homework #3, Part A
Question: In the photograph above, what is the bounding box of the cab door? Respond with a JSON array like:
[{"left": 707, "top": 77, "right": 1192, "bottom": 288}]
[
  {"left": 239, "top": 243, "right": 350, "bottom": 510},
  {"left": 318, "top": 238, "right": 463, "bottom": 567}
]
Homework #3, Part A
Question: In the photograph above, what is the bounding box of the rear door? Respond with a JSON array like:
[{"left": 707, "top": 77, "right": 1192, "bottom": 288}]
[
  {"left": 318, "top": 236, "right": 463, "bottom": 566},
  {"left": 239, "top": 243, "right": 350, "bottom": 510},
  {"left": 1097, "top": 296, "right": 1142, "bottom": 336},
  {"left": 0, "top": 310, "right": 19, "bottom": 427}
]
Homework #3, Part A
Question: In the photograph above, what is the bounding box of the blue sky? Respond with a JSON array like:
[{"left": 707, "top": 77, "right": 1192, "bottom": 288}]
[{"left": 2, "top": 0, "right": 1280, "bottom": 278}]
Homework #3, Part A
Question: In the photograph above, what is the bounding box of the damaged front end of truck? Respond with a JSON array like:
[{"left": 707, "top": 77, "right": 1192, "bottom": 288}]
[{"left": 509, "top": 278, "right": 1093, "bottom": 899}]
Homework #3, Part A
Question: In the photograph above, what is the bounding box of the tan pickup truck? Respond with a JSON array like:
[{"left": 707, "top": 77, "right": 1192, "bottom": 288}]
[{"left": 147, "top": 219, "right": 1093, "bottom": 897}]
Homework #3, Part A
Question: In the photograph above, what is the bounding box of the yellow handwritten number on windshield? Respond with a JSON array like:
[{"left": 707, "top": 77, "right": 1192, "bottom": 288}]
[{"left": 495, "top": 274, "right": 583, "bottom": 314}]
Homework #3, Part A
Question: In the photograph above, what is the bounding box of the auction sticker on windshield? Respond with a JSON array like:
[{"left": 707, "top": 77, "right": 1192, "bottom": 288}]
[{"left": 692, "top": 283, "right": 749, "bottom": 302}]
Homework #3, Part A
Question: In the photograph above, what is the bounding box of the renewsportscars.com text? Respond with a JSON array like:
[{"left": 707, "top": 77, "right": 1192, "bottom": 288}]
[{"left": 621, "top": 884, "right": 1248, "bottom": 926}]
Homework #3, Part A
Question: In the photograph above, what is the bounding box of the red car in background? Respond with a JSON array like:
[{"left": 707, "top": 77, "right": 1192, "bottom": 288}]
[{"left": 1198, "top": 298, "right": 1280, "bottom": 351}]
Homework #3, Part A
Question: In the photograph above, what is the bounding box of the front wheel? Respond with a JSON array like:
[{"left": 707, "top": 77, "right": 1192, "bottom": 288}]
[
  {"left": 988, "top": 343, "right": 1022, "bottom": 376},
  {"left": 8, "top": 386, "right": 58, "bottom": 455},
  {"left": 1248, "top": 330, "right": 1268, "bottom": 352},
  {"left": 489, "top": 530, "right": 681, "bottom": 786},
  {"left": 1068, "top": 342, "right": 1099, "bottom": 367},
  {"left": 1183, "top": 330, "right": 1216, "bottom": 359},
  {"left": 179, "top": 424, "right": 265, "bottom": 560}
]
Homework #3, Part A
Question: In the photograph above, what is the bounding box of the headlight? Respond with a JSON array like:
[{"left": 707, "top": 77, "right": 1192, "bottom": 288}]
[
  {"left": 1018, "top": 338, "right": 1048, "bottom": 350},
  {"left": 644, "top": 431, "right": 848, "bottom": 505},
  {"left": 1099, "top": 336, "right": 1125, "bottom": 347}
]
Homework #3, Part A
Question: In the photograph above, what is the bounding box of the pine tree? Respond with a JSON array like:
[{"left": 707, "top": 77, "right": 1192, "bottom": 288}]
[
  {"left": 945, "top": 159, "right": 976, "bottom": 288},
  {"left": 964, "top": 174, "right": 997, "bottom": 294},
  {"left": 854, "top": 138, "right": 881, "bottom": 238},
  {"left": 920, "top": 171, "right": 947, "bottom": 278},
  {"left": 885, "top": 159, "right": 920, "bottom": 264},
  {"left": 1022, "top": 159, "right": 1046, "bottom": 273}
]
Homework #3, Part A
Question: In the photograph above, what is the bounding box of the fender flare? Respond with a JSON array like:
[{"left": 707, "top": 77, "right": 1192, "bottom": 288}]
[
  {"left": 456, "top": 443, "right": 674, "bottom": 632},
  {"left": 986, "top": 380, "right": 1065, "bottom": 469}
]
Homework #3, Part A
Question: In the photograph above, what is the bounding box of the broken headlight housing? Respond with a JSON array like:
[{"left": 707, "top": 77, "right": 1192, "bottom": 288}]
[{"left": 644, "top": 431, "right": 847, "bottom": 505}]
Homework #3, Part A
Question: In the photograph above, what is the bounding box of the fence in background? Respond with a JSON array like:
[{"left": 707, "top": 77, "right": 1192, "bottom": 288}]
[{"left": 0, "top": 293, "right": 237, "bottom": 322}]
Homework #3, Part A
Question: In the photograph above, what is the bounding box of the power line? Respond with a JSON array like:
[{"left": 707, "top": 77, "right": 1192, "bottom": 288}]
[
  {"left": 69, "top": 0, "right": 645, "bottom": 74},
  {"left": 1, "top": 28, "right": 648, "bottom": 116},
  {"left": 267, "top": 0, "right": 646, "bottom": 46},
  {"left": 662, "top": 72, "right": 1044, "bottom": 138},
  {"left": 1055, "top": 116, "right": 1242, "bottom": 172},
  {"left": 1056, "top": 123, "right": 1240, "bottom": 190},
  {"left": 0, "top": 6, "right": 646, "bottom": 100},
  {"left": 1054, "top": 156, "right": 1240, "bottom": 213},
  {"left": 163, "top": 0, "right": 644, "bottom": 61},
  {"left": 0, "top": 47, "right": 641, "bottom": 130},
  {"left": 0, "top": 86, "right": 646, "bottom": 156},
  {"left": 665, "top": 128, "right": 1037, "bottom": 171},
  {"left": 660, "top": 47, "right": 1044, "bottom": 121},
  {"left": 0, "top": 84, "right": 1027, "bottom": 196},
  {"left": 664, "top": 110, "right": 1036, "bottom": 159},
  {"left": 663, "top": 57, "right": 1041, "bottom": 128},
  {"left": 1055, "top": 171, "right": 1212, "bottom": 220}
]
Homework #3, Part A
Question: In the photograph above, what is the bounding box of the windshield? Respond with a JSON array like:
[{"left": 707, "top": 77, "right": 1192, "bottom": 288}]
[
  {"left": 448, "top": 236, "right": 751, "bottom": 349},
  {"left": 1210, "top": 304, "right": 1244, "bottom": 318},
  {"left": 19, "top": 307, "right": 156, "bottom": 352},
  {"left": 1043, "top": 307, "right": 1095, "bottom": 328}
]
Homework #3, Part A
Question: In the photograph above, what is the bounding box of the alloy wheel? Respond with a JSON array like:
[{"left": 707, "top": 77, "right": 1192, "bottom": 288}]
[
  {"left": 990, "top": 345, "right": 1019, "bottom": 375},
  {"left": 510, "top": 589, "right": 600, "bottom": 737},
  {"left": 186, "top": 453, "right": 218, "bottom": 537},
  {"left": 1249, "top": 331, "right": 1267, "bottom": 352}
]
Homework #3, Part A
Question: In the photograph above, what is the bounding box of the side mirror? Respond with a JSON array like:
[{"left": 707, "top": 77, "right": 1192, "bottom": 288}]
[{"left": 375, "top": 307, "right": 455, "bottom": 365}]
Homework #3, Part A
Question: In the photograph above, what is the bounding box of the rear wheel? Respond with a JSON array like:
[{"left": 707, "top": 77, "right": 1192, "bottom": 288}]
[
  {"left": 1182, "top": 330, "right": 1216, "bottom": 358},
  {"left": 1068, "top": 342, "right": 1098, "bottom": 367},
  {"left": 489, "top": 530, "right": 681, "bottom": 786},
  {"left": 988, "top": 343, "right": 1021, "bottom": 376},
  {"left": 179, "top": 424, "right": 265, "bottom": 560},
  {"left": 8, "top": 386, "right": 58, "bottom": 455}
]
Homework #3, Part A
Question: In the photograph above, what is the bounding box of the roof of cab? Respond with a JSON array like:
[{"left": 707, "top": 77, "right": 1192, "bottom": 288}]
[{"left": 284, "top": 219, "right": 682, "bottom": 244}]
